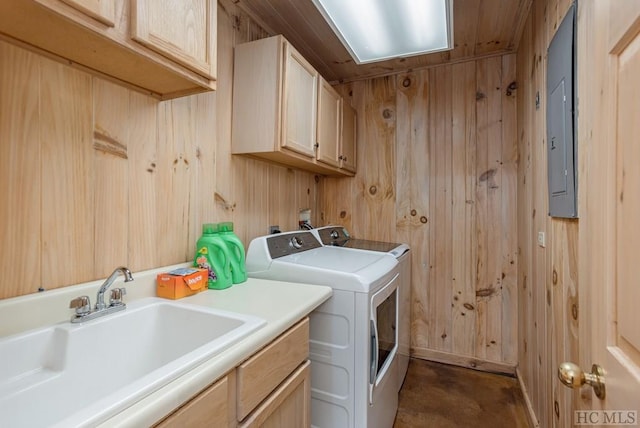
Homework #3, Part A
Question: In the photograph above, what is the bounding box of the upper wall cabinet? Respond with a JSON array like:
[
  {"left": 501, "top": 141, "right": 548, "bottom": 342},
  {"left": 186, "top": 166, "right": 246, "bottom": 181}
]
[
  {"left": 232, "top": 35, "right": 355, "bottom": 177},
  {"left": 60, "top": 0, "right": 115, "bottom": 26},
  {"left": 316, "top": 77, "right": 342, "bottom": 168},
  {"left": 340, "top": 102, "right": 357, "bottom": 173},
  {"left": 131, "top": 0, "right": 216, "bottom": 79},
  {"left": 0, "top": 0, "right": 216, "bottom": 99},
  {"left": 281, "top": 43, "right": 319, "bottom": 158}
]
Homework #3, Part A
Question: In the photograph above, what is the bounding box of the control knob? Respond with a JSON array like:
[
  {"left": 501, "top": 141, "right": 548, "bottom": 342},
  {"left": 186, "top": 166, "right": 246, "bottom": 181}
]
[{"left": 290, "top": 236, "right": 304, "bottom": 249}]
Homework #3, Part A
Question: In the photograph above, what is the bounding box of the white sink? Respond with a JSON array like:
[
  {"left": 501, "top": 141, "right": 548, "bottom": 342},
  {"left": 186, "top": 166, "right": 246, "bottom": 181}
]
[{"left": 0, "top": 297, "right": 266, "bottom": 427}]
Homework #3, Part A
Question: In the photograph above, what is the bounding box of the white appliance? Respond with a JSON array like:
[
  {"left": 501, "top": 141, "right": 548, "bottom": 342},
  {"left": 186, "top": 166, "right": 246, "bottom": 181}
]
[
  {"left": 312, "top": 226, "right": 411, "bottom": 391},
  {"left": 246, "top": 231, "right": 401, "bottom": 428}
]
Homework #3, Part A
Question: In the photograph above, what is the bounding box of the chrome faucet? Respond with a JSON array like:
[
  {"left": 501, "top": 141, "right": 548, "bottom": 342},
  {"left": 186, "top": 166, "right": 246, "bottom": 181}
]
[
  {"left": 95, "top": 266, "right": 133, "bottom": 310},
  {"left": 69, "top": 266, "right": 134, "bottom": 323}
]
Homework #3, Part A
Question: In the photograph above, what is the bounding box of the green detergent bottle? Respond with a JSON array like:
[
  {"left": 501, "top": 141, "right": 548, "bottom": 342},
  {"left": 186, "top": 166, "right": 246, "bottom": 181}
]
[
  {"left": 194, "top": 223, "right": 233, "bottom": 290},
  {"left": 218, "top": 222, "right": 247, "bottom": 284}
]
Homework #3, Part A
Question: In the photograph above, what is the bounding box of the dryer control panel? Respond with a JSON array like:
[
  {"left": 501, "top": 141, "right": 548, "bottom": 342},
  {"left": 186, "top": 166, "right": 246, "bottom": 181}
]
[
  {"left": 266, "top": 231, "right": 322, "bottom": 259},
  {"left": 316, "top": 226, "right": 350, "bottom": 246}
]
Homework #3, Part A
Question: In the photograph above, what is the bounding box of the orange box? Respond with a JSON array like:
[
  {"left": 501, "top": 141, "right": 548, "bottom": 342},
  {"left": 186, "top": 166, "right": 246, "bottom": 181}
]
[{"left": 156, "top": 268, "right": 208, "bottom": 300}]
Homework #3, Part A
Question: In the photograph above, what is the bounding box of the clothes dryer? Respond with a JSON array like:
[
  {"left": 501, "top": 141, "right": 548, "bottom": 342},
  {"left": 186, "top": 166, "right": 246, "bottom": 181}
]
[
  {"left": 312, "top": 226, "right": 411, "bottom": 390},
  {"left": 246, "top": 231, "right": 401, "bottom": 428}
]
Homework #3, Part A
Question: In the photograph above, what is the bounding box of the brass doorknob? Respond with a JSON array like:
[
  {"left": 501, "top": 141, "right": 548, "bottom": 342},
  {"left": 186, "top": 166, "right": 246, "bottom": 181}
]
[{"left": 558, "top": 362, "right": 606, "bottom": 399}]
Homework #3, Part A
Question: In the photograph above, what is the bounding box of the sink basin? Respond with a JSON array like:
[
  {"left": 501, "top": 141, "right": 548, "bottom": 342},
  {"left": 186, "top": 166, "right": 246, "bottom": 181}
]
[{"left": 0, "top": 297, "right": 266, "bottom": 427}]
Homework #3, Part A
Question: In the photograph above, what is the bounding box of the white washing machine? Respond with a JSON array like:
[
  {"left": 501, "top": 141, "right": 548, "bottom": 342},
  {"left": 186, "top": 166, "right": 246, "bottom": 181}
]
[
  {"left": 312, "top": 226, "right": 411, "bottom": 391},
  {"left": 246, "top": 231, "right": 401, "bottom": 428}
]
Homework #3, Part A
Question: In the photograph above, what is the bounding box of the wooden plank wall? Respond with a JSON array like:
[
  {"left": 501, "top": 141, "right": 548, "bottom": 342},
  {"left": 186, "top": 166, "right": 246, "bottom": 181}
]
[
  {"left": 0, "top": 0, "right": 320, "bottom": 299},
  {"left": 516, "top": 0, "right": 579, "bottom": 427},
  {"left": 323, "top": 54, "right": 519, "bottom": 370}
]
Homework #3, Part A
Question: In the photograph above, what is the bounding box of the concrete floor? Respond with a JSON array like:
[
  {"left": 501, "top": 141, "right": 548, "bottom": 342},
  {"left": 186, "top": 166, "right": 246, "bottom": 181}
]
[{"left": 393, "top": 359, "right": 531, "bottom": 428}]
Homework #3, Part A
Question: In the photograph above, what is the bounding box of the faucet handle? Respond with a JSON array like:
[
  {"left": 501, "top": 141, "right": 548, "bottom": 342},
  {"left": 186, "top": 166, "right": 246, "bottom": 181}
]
[
  {"left": 109, "top": 287, "right": 127, "bottom": 306},
  {"left": 69, "top": 296, "right": 91, "bottom": 315}
]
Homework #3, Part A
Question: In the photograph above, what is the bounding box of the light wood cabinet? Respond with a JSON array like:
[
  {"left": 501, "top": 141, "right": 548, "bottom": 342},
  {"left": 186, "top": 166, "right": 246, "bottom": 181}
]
[
  {"left": 0, "top": 0, "right": 216, "bottom": 99},
  {"left": 232, "top": 35, "right": 355, "bottom": 177},
  {"left": 282, "top": 44, "right": 318, "bottom": 158},
  {"left": 131, "top": 0, "right": 216, "bottom": 79},
  {"left": 239, "top": 361, "right": 310, "bottom": 428},
  {"left": 155, "top": 318, "right": 311, "bottom": 428},
  {"left": 317, "top": 77, "right": 342, "bottom": 168},
  {"left": 237, "top": 318, "right": 309, "bottom": 420},
  {"left": 60, "top": 0, "right": 115, "bottom": 26},
  {"left": 340, "top": 102, "right": 357, "bottom": 173},
  {"left": 156, "top": 372, "right": 236, "bottom": 428}
]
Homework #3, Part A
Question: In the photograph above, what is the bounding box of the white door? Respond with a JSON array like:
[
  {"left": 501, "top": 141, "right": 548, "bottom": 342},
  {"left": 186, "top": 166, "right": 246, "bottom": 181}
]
[{"left": 567, "top": 1, "right": 640, "bottom": 424}]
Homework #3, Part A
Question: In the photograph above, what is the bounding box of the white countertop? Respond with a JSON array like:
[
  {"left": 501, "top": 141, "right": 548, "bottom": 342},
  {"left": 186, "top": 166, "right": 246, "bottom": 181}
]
[{"left": 0, "top": 263, "right": 332, "bottom": 427}]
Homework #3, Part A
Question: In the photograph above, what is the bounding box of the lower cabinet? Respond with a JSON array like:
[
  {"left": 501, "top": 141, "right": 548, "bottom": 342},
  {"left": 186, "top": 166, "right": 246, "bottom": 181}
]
[
  {"left": 155, "top": 372, "right": 236, "bottom": 427},
  {"left": 155, "top": 318, "right": 310, "bottom": 428},
  {"left": 239, "top": 361, "right": 310, "bottom": 428}
]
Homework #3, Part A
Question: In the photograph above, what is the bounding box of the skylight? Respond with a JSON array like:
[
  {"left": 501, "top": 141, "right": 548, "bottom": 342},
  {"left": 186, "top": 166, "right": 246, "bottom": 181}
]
[{"left": 311, "top": 0, "right": 454, "bottom": 64}]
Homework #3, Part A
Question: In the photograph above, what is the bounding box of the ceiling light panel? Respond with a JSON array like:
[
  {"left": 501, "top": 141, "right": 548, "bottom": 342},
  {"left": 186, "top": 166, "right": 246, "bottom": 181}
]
[{"left": 312, "top": 0, "right": 454, "bottom": 64}]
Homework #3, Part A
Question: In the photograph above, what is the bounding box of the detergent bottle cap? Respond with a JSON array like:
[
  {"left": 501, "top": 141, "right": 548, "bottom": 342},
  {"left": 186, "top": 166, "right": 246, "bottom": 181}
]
[
  {"left": 218, "top": 222, "right": 234, "bottom": 232},
  {"left": 202, "top": 223, "right": 219, "bottom": 234}
]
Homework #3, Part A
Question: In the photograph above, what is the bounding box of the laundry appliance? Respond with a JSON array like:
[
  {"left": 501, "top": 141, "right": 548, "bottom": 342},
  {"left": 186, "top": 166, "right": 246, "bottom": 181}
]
[
  {"left": 312, "top": 226, "right": 411, "bottom": 390},
  {"left": 246, "top": 231, "right": 402, "bottom": 428}
]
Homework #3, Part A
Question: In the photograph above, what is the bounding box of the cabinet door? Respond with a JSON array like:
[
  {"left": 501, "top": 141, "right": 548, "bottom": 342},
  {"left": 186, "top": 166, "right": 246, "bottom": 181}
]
[
  {"left": 282, "top": 44, "right": 318, "bottom": 158},
  {"left": 131, "top": 0, "right": 216, "bottom": 79},
  {"left": 316, "top": 78, "right": 342, "bottom": 168},
  {"left": 60, "top": 0, "right": 115, "bottom": 26},
  {"left": 155, "top": 373, "right": 234, "bottom": 427},
  {"left": 239, "top": 361, "right": 311, "bottom": 428},
  {"left": 341, "top": 102, "right": 357, "bottom": 173},
  {"left": 237, "top": 318, "right": 309, "bottom": 420}
]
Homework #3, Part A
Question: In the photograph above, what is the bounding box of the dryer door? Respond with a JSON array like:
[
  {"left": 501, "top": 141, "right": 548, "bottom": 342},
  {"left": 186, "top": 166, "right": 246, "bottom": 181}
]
[{"left": 369, "top": 272, "right": 399, "bottom": 404}]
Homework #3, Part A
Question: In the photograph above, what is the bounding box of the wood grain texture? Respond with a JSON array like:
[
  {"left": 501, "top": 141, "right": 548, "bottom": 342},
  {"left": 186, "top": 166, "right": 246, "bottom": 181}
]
[
  {"left": 0, "top": 1, "right": 320, "bottom": 299},
  {"left": 318, "top": 84, "right": 355, "bottom": 228},
  {"left": 431, "top": 66, "right": 454, "bottom": 353},
  {"left": 451, "top": 61, "right": 477, "bottom": 358},
  {"left": 340, "top": 102, "right": 356, "bottom": 173},
  {"left": 156, "top": 96, "right": 195, "bottom": 265},
  {"left": 516, "top": 8, "right": 534, "bottom": 422},
  {"left": 0, "top": 0, "right": 214, "bottom": 99},
  {"left": 316, "top": 77, "right": 341, "bottom": 168},
  {"left": 156, "top": 374, "right": 231, "bottom": 427},
  {"left": 59, "top": 0, "right": 115, "bottom": 27},
  {"left": 239, "top": 361, "right": 310, "bottom": 428},
  {"left": 93, "top": 79, "right": 129, "bottom": 278},
  {"left": 127, "top": 90, "right": 159, "bottom": 272},
  {"left": 351, "top": 76, "right": 397, "bottom": 242},
  {"left": 320, "top": 54, "right": 518, "bottom": 368},
  {"left": 516, "top": 0, "right": 579, "bottom": 426},
  {"left": 40, "top": 58, "right": 94, "bottom": 288},
  {"left": 236, "top": 318, "right": 308, "bottom": 421},
  {"left": 234, "top": 0, "right": 533, "bottom": 83},
  {"left": 501, "top": 54, "right": 518, "bottom": 365},
  {"left": 0, "top": 42, "right": 41, "bottom": 298},
  {"left": 572, "top": 5, "right": 603, "bottom": 422},
  {"left": 132, "top": 0, "right": 215, "bottom": 77},
  {"left": 190, "top": 91, "right": 217, "bottom": 250}
]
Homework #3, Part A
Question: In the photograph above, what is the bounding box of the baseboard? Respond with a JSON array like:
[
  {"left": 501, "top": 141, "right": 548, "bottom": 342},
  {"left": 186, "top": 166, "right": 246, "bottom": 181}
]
[
  {"left": 411, "top": 347, "right": 517, "bottom": 376},
  {"left": 516, "top": 367, "right": 540, "bottom": 427}
]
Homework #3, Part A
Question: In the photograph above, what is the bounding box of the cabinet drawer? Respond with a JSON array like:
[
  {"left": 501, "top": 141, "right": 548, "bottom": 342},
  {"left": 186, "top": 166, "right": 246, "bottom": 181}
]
[
  {"left": 155, "top": 372, "right": 234, "bottom": 427},
  {"left": 239, "top": 360, "right": 311, "bottom": 428},
  {"left": 237, "top": 318, "right": 309, "bottom": 421}
]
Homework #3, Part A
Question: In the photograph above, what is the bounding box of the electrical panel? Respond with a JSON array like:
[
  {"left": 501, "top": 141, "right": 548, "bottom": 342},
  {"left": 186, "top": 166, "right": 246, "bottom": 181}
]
[{"left": 546, "top": 3, "right": 577, "bottom": 218}]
